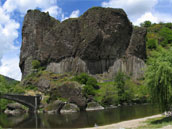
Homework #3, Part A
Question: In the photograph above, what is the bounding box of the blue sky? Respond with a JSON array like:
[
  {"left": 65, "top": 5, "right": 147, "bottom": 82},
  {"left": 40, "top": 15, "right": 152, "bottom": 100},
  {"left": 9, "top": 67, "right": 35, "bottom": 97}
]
[{"left": 0, "top": 0, "right": 172, "bottom": 80}]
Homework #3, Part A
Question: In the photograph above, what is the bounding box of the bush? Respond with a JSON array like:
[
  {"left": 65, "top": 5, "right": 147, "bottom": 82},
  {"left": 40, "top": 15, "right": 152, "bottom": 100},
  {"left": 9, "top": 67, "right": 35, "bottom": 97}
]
[
  {"left": 83, "top": 85, "right": 96, "bottom": 96},
  {"left": 73, "top": 73, "right": 98, "bottom": 96},
  {"left": 114, "top": 72, "right": 127, "bottom": 102},
  {"left": 95, "top": 84, "right": 119, "bottom": 106},
  {"left": 147, "top": 39, "right": 158, "bottom": 49},
  {"left": 32, "top": 60, "right": 41, "bottom": 69},
  {"left": 159, "top": 27, "right": 172, "bottom": 46},
  {"left": 73, "top": 73, "right": 89, "bottom": 84},
  {"left": 86, "top": 76, "right": 97, "bottom": 89}
]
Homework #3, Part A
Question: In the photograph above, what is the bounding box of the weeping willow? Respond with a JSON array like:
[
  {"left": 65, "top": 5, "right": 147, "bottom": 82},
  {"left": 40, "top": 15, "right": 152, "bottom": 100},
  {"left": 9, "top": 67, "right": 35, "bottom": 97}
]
[{"left": 145, "top": 47, "right": 172, "bottom": 111}]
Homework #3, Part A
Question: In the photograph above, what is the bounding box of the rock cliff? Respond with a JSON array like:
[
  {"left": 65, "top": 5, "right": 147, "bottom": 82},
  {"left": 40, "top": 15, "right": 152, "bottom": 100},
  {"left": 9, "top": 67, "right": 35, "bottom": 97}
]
[{"left": 20, "top": 7, "right": 146, "bottom": 80}]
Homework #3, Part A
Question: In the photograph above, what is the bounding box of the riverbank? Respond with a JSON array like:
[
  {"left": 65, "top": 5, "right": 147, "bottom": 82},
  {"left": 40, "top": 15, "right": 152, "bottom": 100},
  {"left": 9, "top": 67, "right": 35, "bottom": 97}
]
[{"left": 84, "top": 114, "right": 164, "bottom": 129}]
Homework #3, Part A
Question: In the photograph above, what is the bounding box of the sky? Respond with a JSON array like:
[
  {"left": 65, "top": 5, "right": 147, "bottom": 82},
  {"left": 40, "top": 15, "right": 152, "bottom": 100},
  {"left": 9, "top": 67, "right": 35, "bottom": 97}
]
[{"left": 0, "top": 0, "right": 172, "bottom": 81}]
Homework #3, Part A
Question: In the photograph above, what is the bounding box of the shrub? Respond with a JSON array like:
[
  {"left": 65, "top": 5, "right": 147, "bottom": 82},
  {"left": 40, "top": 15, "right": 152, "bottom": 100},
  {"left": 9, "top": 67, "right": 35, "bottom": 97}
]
[
  {"left": 32, "top": 60, "right": 41, "bottom": 69},
  {"left": 147, "top": 39, "right": 158, "bottom": 49},
  {"left": 114, "top": 72, "right": 126, "bottom": 102},
  {"left": 95, "top": 84, "right": 119, "bottom": 106},
  {"left": 73, "top": 73, "right": 98, "bottom": 96},
  {"left": 83, "top": 85, "right": 96, "bottom": 96},
  {"left": 73, "top": 73, "right": 89, "bottom": 84},
  {"left": 86, "top": 76, "right": 98, "bottom": 89},
  {"left": 159, "top": 27, "right": 172, "bottom": 46}
]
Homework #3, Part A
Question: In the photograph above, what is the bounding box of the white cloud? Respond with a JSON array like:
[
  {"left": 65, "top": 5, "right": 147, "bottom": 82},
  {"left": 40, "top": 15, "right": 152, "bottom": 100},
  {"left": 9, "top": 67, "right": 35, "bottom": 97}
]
[
  {"left": 0, "top": 51, "right": 21, "bottom": 81},
  {"left": 134, "top": 12, "right": 158, "bottom": 25},
  {"left": 43, "top": 5, "right": 62, "bottom": 18},
  {"left": 3, "top": 0, "right": 62, "bottom": 18},
  {"left": 69, "top": 10, "right": 80, "bottom": 18},
  {"left": 62, "top": 10, "right": 80, "bottom": 21},
  {"left": 134, "top": 12, "right": 172, "bottom": 25},
  {"left": 0, "top": 7, "right": 19, "bottom": 66},
  {"left": 102, "top": 0, "right": 158, "bottom": 20},
  {"left": 101, "top": 0, "right": 172, "bottom": 26}
]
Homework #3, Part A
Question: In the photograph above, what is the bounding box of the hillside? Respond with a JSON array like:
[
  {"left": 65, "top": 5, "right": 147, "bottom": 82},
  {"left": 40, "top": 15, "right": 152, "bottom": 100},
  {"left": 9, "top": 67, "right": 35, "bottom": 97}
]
[{"left": 140, "top": 21, "right": 172, "bottom": 54}]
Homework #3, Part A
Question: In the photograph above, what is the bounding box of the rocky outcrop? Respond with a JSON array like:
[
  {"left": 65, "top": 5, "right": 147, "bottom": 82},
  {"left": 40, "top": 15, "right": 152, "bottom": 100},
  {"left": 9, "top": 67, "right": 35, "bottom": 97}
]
[
  {"left": 20, "top": 7, "right": 133, "bottom": 79},
  {"left": 60, "top": 103, "right": 80, "bottom": 114},
  {"left": 20, "top": 7, "right": 146, "bottom": 81},
  {"left": 49, "top": 81, "right": 87, "bottom": 110},
  {"left": 4, "top": 103, "right": 26, "bottom": 116},
  {"left": 44, "top": 100, "right": 65, "bottom": 114},
  {"left": 127, "top": 27, "right": 147, "bottom": 60},
  {"left": 86, "top": 102, "right": 104, "bottom": 111}
]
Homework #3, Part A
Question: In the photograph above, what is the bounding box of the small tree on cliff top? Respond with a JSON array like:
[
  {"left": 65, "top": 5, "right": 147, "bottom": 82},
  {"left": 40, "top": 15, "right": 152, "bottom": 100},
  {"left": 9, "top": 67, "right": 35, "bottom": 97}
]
[{"left": 145, "top": 47, "right": 172, "bottom": 111}]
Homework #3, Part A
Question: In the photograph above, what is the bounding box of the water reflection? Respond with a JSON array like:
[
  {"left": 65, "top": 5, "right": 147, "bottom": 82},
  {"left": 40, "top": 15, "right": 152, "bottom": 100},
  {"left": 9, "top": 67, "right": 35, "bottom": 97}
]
[{"left": 0, "top": 104, "right": 161, "bottom": 128}]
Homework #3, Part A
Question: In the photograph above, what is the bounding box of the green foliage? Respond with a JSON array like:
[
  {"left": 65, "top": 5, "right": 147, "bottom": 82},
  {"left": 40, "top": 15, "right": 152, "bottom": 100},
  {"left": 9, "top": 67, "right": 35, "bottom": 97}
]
[
  {"left": 0, "top": 75, "right": 22, "bottom": 111},
  {"left": 95, "top": 83, "right": 119, "bottom": 106},
  {"left": 141, "top": 21, "right": 152, "bottom": 28},
  {"left": 165, "top": 23, "right": 172, "bottom": 29},
  {"left": 147, "top": 38, "right": 158, "bottom": 49},
  {"left": 73, "top": 73, "right": 98, "bottom": 96},
  {"left": 73, "top": 73, "right": 90, "bottom": 84},
  {"left": 0, "top": 75, "right": 25, "bottom": 111},
  {"left": 32, "top": 60, "right": 41, "bottom": 69},
  {"left": 114, "top": 72, "right": 128, "bottom": 103},
  {"left": 24, "top": 85, "right": 38, "bottom": 91},
  {"left": 145, "top": 47, "right": 172, "bottom": 111},
  {"left": 96, "top": 74, "right": 148, "bottom": 106},
  {"left": 159, "top": 27, "right": 172, "bottom": 46},
  {"left": 83, "top": 85, "right": 96, "bottom": 96},
  {"left": 135, "top": 116, "right": 172, "bottom": 129}
]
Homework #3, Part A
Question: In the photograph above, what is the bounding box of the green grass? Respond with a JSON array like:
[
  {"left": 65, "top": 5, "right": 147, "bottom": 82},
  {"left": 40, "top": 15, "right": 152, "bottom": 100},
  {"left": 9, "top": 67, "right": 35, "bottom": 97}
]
[{"left": 135, "top": 116, "right": 172, "bottom": 129}]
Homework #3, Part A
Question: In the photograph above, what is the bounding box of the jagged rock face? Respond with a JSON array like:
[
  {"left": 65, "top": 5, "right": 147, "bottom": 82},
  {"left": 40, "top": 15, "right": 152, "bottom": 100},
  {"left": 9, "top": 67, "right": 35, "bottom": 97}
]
[
  {"left": 127, "top": 27, "right": 147, "bottom": 60},
  {"left": 103, "top": 27, "right": 147, "bottom": 80},
  {"left": 20, "top": 7, "right": 133, "bottom": 79}
]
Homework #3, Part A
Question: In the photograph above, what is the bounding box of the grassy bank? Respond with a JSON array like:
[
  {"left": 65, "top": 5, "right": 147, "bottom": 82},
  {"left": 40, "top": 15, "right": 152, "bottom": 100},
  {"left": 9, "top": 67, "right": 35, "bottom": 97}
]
[{"left": 135, "top": 116, "right": 172, "bottom": 129}]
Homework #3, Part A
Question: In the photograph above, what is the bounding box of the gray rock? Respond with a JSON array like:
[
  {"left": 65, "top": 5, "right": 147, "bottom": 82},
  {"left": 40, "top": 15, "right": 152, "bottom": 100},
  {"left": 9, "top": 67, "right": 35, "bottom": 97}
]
[
  {"left": 37, "top": 77, "right": 50, "bottom": 92},
  {"left": 50, "top": 81, "right": 87, "bottom": 110},
  {"left": 106, "top": 105, "right": 118, "bottom": 109},
  {"left": 60, "top": 103, "right": 80, "bottom": 114},
  {"left": 105, "top": 55, "right": 145, "bottom": 80},
  {"left": 4, "top": 103, "right": 26, "bottom": 116},
  {"left": 20, "top": 7, "right": 132, "bottom": 79},
  {"left": 4, "top": 109, "right": 25, "bottom": 116},
  {"left": 7, "top": 103, "right": 24, "bottom": 110},
  {"left": 44, "top": 100, "right": 65, "bottom": 114},
  {"left": 86, "top": 102, "right": 104, "bottom": 111},
  {"left": 126, "top": 27, "right": 147, "bottom": 60}
]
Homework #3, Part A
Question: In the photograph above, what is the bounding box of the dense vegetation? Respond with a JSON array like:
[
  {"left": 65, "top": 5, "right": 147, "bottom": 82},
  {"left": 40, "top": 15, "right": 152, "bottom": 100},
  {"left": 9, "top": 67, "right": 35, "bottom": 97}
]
[
  {"left": 143, "top": 21, "right": 172, "bottom": 111},
  {"left": 0, "top": 75, "right": 22, "bottom": 111}
]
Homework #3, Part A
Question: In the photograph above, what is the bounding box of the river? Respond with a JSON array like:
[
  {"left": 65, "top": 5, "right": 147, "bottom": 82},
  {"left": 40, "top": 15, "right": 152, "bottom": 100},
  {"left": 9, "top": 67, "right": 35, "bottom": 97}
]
[{"left": 0, "top": 104, "right": 160, "bottom": 128}]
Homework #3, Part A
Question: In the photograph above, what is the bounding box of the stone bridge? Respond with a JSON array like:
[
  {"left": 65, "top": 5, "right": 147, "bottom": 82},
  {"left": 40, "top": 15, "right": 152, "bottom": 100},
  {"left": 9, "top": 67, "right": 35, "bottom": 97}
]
[{"left": 0, "top": 92, "right": 42, "bottom": 112}]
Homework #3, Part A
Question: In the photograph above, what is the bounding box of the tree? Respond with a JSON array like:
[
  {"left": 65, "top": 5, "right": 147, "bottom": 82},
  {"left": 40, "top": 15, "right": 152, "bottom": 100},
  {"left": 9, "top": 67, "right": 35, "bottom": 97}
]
[
  {"left": 140, "top": 21, "right": 152, "bottom": 28},
  {"left": 145, "top": 47, "right": 172, "bottom": 111},
  {"left": 114, "top": 72, "right": 127, "bottom": 103},
  {"left": 159, "top": 27, "right": 172, "bottom": 46}
]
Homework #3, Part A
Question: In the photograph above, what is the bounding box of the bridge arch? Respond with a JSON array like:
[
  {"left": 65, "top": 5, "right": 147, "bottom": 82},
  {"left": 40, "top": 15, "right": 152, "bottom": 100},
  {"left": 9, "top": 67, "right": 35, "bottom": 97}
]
[{"left": 0, "top": 93, "right": 41, "bottom": 112}]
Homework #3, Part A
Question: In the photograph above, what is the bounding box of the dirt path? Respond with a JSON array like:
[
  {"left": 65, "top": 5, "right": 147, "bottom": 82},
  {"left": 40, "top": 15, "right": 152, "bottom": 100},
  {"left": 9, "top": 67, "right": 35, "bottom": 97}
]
[{"left": 83, "top": 114, "right": 162, "bottom": 129}]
